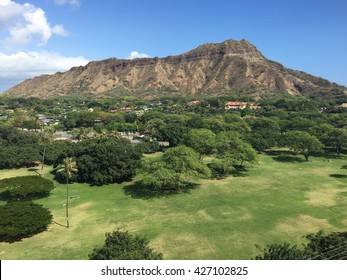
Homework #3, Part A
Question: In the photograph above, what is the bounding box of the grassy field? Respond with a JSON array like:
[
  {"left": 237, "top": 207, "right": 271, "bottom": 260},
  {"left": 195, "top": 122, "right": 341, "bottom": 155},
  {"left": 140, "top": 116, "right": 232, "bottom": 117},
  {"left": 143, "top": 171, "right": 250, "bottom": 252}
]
[{"left": 0, "top": 151, "right": 346, "bottom": 260}]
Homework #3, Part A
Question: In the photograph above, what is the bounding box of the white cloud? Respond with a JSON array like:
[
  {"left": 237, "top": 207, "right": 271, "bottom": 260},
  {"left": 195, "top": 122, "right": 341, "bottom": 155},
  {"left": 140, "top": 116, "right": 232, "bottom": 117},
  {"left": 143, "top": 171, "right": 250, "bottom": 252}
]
[
  {"left": 127, "top": 51, "right": 150, "bottom": 59},
  {"left": 0, "top": 51, "right": 89, "bottom": 91},
  {"left": 52, "top": 24, "right": 69, "bottom": 36},
  {"left": 0, "top": 0, "right": 68, "bottom": 47},
  {"left": 54, "top": 0, "right": 80, "bottom": 8}
]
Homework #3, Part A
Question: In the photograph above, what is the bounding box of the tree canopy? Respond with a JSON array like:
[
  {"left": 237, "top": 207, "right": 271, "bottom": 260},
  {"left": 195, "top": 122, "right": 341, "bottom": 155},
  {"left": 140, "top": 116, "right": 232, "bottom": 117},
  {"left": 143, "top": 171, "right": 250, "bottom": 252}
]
[
  {"left": 0, "top": 176, "right": 54, "bottom": 201},
  {"left": 0, "top": 201, "right": 52, "bottom": 243},
  {"left": 140, "top": 145, "right": 211, "bottom": 192},
  {"left": 74, "top": 138, "right": 142, "bottom": 185},
  {"left": 89, "top": 230, "right": 163, "bottom": 260},
  {"left": 284, "top": 130, "right": 323, "bottom": 161},
  {"left": 254, "top": 231, "right": 347, "bottom": 260}
]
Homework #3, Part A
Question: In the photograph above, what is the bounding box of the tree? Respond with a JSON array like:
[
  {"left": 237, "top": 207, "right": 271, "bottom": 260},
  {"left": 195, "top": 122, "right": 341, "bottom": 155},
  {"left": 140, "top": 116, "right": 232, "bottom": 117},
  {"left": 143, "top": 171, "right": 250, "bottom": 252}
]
[
  {"left": 183, "top": 128, "right": 216, "bottom": 159},
  {"left": 325, "top": 128, "right": 347, "bottom": 156},
  {"left": 284, "top": 131, "right": 323, "bottom": 161},
  {"left": 140, "top": 159, "right": 183, "bottom": 191},
  {"left": 304, "top": 231, "right": 347, "bottom": 260},
  {"left": 38, "top": 133, "right": 53, "bottom": 176},
  {"left": 0, "top": 201, "right": 52, "bottom": 243},
  {"left": 89, "top": 230, "right": 163, "bottom": 260},
  {"left": 0, "top": 125, "right": 41, "bottom": 169},
  {"left": 248, "top": 118, "right": 281, "bottom": 151},
  {"left": 254, "top": 230, "right": 347, "bottom": 260},
  {"left": 162, "top": 145, "right": 211, "bottom": 179},
  {"left": 140, "top": 145, "right": 211, "bottom": 192},
  {"left": 254, "top": 243, "right": 304, "bottom": 260},
  {"left": 75, "top": 138, "right": 142, "bottom": 185},
  {"left": 215, "top": 131, "right": 258, "bottom": 166},
  {"left": 0, "top": 176, "right": 54, "bottom": 201},
  {"left": 56, "top": 157, "right": 78, "bottom": 228}
]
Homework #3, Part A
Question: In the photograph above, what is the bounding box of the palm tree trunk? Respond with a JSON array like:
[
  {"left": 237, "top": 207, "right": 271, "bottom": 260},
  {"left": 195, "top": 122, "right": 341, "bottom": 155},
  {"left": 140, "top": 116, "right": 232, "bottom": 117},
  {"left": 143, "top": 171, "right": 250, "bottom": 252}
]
[
  {"left": 66, "top": 176, "right": 69, "bottom": 228},
  {"left": 40, "top": 146, "right": 46, "bottom": 176}
]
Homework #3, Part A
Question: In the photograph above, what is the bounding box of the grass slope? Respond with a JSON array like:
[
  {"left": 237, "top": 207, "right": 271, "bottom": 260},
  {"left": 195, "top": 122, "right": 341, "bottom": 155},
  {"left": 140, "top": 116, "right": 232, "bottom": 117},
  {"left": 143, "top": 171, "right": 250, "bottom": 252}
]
[{"left": 0, "top": 152, "right": 346, "bottom": 260}]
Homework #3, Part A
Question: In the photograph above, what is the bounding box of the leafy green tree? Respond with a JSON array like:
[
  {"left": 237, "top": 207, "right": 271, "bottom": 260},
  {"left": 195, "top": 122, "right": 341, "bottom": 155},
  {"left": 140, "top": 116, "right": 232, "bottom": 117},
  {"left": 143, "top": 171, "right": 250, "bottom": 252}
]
[
  {"left": 0, "top": 145, "right": 40, "bottom": 169},
  {"left": 144, "top": 118, "right": 166, "bottom": 139},
  {"left": 89, "top": 230, "right": 163, "bottom": 260},
  {"left": 44, "top": 141, "right": 75, "bottom": 166},
  {"left": 284, "top": 131, "right": 323, "bottom": 161},
  {"left": 254, "top": 231, "right": 347, "bottom": 260},
  {"left": 0, "top": 201, "right": 52, "bottom": 243},
  {"left": 162, "top": 145, "right": 211, "bottom": 178},
  {"left": 140, "top": 160, "right": 181, "bottom": 191},
  {"left": 202, "top": 116, "right": 226, "bottom": 133},
  {"left": 309, "top": 123, "right": 334, "bottom": 143},
  {"left": 0, "top": 125, "right": 41, "bottom": 169},
  {"left": 249, "top": 118, "right": 281, "bottom": 151},
  {"left": 304, "top": 231, "right": 347, "bottom": 260},
  {"left": 183, "top": 129, "right": 216, "bottom": 159},
  {"left": 75, "top": 139, "right": 142, "bottom": 185},
  {"left": 0, "top": 176, "right": 54, "bottom": 201},
  {"left": 325, "top": 128, "right": 347, "bottom": 156},
  {"left": 140, "top": 145, "right": 211, "bottom": 192},
  {"left": 57, "top": 157, "right": 78, "bottom": 228},
  {"left": 283, "top": 116, "right": 316, "bottom": 132},
  {"left": 254, "top": 243, "right": 304, "bottom": 260},
  {"left": 161, "top": 116, "right": 189, "bottom": 146},
  {"left": 215, "top": 131, "right": 258, "bottom": 166}
]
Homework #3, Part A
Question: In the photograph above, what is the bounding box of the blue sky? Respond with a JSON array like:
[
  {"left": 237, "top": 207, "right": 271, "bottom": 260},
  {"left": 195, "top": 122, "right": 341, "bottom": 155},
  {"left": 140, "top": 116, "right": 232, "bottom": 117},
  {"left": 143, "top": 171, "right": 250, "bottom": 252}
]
[{"left": 1, "top": 0, "right": 346, "bottom": 93}]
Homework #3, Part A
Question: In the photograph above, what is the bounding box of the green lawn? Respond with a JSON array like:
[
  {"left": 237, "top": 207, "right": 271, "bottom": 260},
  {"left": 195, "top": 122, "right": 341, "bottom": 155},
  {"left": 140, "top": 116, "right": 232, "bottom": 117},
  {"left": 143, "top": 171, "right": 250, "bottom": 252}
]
[{"left": 0, "top": 152, "right": 346, "bottom": 260}]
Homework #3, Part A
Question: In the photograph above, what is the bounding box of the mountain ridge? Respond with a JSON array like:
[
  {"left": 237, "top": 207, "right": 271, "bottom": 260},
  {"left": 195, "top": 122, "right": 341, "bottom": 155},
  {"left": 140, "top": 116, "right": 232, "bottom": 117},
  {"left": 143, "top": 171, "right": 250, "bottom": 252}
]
[{"left": 3, "top": 39, "right": 346, "bottom": 99}]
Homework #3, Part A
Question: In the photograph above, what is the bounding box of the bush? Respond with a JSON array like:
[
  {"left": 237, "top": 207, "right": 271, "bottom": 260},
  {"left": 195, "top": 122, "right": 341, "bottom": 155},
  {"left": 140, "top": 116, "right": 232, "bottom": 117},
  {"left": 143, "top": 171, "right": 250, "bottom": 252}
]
[
  {"left": 89, "top": 230, "right": 163, "bottom": 260},
  {"left": 0, "top": 175, "right": 54, "bottom": 201},
  {"left": 0, "top": 201, "right": 52, "bottom": 242}
]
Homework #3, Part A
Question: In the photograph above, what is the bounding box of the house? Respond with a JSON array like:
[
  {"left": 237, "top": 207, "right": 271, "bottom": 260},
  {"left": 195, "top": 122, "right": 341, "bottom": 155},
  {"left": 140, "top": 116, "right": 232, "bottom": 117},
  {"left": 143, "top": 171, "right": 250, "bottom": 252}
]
[
  {"left": 53, "top": 131, "right": 74, "bottom": 141},
  {"left": 188, "top": 100, "right": 202, "bottom": 106},
  {"left": 224, "top": 101, "right": 248, "bottom": 110},
  {"left": 224, "top": 101, "right": 261, "bottom": 110}
]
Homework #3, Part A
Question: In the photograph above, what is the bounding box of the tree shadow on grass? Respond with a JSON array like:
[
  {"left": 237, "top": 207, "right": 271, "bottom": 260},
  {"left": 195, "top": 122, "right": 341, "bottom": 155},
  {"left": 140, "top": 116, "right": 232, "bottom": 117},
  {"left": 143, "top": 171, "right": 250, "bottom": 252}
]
[
  {"left": 209, "top": 164, "right": 249, "bottom": 180},
  {"left": 27, "top": 167, "right": 40, "bottom": 175},
  {"left": 123, "top": 181, "right": 199, "bottom": 200},
  {"left": 330, "top": 174, "right": 347, "bottom": 179},
  {"left": 272, "top": 155, "right": 306, "bottom": 163},
  {"left": 231, "top": 165, "right": 249, "bottom": 177},
  {"left": 263, "top": 150, "right": 297, "bottom": 156}
]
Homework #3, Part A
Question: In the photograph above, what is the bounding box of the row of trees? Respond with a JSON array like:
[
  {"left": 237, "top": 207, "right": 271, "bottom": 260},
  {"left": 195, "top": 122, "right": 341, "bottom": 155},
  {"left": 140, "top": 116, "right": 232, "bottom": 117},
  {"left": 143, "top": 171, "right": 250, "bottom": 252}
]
[
  {"left": 89, "top": 229, "right": 347, "bottom": 260},
  {"left": 1, "top": 105, "right": 347, "bottom": 169},
  {"left": 255, "top": 231, "right": 347, "bottom": 260}
]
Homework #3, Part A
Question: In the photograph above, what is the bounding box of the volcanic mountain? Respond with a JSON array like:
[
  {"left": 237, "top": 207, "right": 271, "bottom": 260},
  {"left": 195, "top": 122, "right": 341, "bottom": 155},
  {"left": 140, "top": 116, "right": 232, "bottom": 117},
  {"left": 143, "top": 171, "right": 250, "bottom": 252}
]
[{"left": 3, "top": 39, "right": 346, "bottom": 99}]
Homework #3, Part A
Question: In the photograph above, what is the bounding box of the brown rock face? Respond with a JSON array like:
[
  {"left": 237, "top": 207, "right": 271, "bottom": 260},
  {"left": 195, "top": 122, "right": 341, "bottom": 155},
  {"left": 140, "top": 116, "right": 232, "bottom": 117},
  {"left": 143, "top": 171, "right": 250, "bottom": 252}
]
[{"left": 3, "top": 39, "right": 345, "bottom": 99}]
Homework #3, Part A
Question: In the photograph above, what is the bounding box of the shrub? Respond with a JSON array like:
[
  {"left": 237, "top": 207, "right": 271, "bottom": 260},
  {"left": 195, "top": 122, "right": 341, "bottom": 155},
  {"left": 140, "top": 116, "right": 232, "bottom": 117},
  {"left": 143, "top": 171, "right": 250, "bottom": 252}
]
[
  {"left": 0, "top": 175, "right": 54, "bottom": 201},
  {"left": 0, "top": 201, "right": 52, "bottom": 242}
]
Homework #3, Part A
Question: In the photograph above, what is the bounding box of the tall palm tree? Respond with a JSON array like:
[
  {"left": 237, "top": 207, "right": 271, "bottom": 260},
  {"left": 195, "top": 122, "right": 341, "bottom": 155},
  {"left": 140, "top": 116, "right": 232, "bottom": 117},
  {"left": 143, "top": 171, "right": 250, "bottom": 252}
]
[
  {"left": 38, "top": 133, "right": 53, "bottom": 176},
  {"left": 57, "top": 157, "right": 78, "bottom": 228}
]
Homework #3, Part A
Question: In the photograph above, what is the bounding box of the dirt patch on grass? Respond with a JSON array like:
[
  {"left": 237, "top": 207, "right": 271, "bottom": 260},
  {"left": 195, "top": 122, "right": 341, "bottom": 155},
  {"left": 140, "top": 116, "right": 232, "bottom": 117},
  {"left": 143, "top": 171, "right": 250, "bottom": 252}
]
[
  {"left": 153, "top": 233, "right": 215, "bottom": 259},
  {"left": 306, "top": 188, "right": 343, "bottom": 206},
  {"left": 75, "top": 202, "right": 95, "bottom": 209},
  {"left": 276, "top": 214, "right": 334, "bottom": 234},
  {"left": 197, "top": 209, "right": 214, "bottom": 221},
  {"left": 221, "top": 210, "right": 253, "bottom": 221}
]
